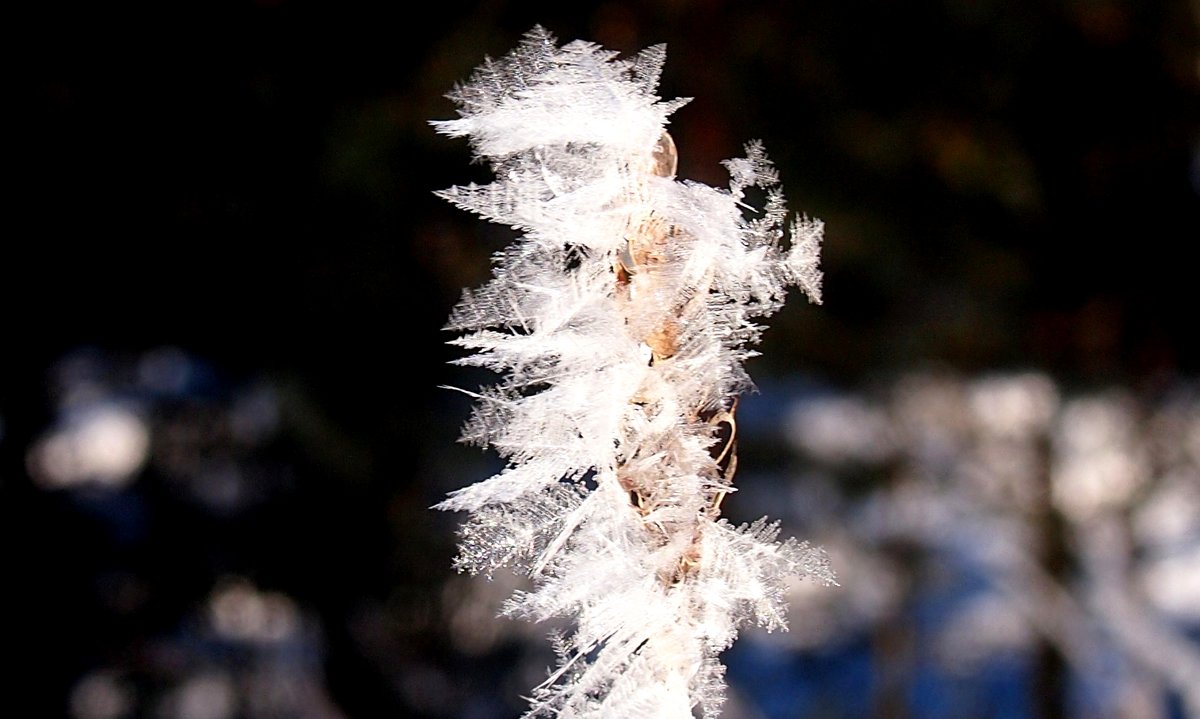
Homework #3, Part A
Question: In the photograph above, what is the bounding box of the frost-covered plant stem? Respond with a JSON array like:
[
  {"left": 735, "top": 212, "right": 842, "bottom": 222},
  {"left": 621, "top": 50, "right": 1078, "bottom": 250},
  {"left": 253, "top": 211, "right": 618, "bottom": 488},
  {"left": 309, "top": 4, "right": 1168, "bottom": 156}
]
[{"left": 433, "top": 28, "right": 834, "bottom": 718}]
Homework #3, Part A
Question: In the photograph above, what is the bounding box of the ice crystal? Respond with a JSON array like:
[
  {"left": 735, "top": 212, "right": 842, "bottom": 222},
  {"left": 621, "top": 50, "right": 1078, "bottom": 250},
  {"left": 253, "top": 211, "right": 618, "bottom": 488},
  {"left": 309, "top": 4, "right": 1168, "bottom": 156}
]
[{"left": 433, "top": 27, "right": 833, "bottom": 718}]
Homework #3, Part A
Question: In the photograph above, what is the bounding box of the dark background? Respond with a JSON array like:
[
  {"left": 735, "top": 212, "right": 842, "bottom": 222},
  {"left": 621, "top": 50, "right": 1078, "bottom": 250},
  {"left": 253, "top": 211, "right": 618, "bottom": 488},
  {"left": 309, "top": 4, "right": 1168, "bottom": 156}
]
[{"left": 6, "top": 1, "right": 1198, "bottom": 717}]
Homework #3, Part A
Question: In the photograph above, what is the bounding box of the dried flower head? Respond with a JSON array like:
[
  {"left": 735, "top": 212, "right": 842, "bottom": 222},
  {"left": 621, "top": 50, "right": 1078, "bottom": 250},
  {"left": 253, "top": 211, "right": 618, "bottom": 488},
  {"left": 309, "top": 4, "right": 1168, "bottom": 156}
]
[{"left": 433, "top": 27, "right": 833, "bottom": 718}]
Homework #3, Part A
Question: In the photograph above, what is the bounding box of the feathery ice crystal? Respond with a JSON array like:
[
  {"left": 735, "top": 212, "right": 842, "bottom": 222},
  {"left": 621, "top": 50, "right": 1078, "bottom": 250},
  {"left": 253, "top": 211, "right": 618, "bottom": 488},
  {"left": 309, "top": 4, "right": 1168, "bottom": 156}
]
[{"left": 433, "top": 27, "right": 834, "bottom": 718}]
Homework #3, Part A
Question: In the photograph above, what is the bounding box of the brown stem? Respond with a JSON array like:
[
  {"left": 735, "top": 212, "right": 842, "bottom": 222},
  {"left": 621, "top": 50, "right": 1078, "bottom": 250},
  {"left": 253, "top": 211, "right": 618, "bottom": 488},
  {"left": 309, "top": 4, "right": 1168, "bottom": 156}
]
[{"left": 613, "top": 131, "right": 739, "bottom": 584}]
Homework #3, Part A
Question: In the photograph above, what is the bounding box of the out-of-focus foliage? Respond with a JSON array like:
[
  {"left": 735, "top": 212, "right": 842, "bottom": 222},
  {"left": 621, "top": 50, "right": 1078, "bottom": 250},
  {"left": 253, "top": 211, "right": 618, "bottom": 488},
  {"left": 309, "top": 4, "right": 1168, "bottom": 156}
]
[{"left": 735, "top": 372, "right": 1200, "bottom": 717}]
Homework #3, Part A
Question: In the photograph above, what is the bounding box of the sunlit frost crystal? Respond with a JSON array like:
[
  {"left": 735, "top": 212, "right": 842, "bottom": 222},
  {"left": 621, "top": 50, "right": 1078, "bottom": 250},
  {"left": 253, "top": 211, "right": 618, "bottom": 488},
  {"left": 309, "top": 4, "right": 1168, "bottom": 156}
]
[{"left": 433, "top": 27, "right": 834, "bottom": 719}]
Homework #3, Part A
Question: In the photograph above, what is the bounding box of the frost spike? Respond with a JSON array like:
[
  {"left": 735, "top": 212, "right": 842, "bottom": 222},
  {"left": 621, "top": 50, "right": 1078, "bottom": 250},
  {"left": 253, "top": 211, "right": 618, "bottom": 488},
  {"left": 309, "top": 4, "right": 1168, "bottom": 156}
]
[{"left": 433, "top": 29, "right": 833, "bottom": 718}]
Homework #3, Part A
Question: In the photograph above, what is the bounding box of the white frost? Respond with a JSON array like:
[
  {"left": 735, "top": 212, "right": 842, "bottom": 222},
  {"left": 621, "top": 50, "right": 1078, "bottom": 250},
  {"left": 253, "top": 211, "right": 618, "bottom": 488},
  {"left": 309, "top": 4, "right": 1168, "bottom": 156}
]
[{"left": 433, "top": 27, "right": 833, "bottom": 718}]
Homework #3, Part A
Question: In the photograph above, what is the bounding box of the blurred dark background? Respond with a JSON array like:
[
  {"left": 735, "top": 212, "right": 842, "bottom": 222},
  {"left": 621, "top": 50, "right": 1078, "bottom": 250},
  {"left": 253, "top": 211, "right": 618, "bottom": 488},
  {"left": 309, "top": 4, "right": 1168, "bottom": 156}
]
[{"left": 6, "top": 1, "right": 1199, "bottom": 717}]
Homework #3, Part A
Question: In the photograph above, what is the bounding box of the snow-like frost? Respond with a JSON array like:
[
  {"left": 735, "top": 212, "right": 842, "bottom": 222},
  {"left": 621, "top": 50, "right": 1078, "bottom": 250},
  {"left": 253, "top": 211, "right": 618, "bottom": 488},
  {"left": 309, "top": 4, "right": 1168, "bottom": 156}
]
[{"left": 433, "top": 27, "right": 834, "bottom": 718}]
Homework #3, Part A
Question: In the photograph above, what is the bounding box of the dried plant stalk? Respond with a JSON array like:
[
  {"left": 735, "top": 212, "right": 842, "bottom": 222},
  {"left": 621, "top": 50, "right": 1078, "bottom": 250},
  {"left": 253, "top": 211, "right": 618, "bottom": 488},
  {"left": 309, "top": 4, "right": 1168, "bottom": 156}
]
[{"left": 433, "top": 27, "right": 834, "bottom": 718}]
